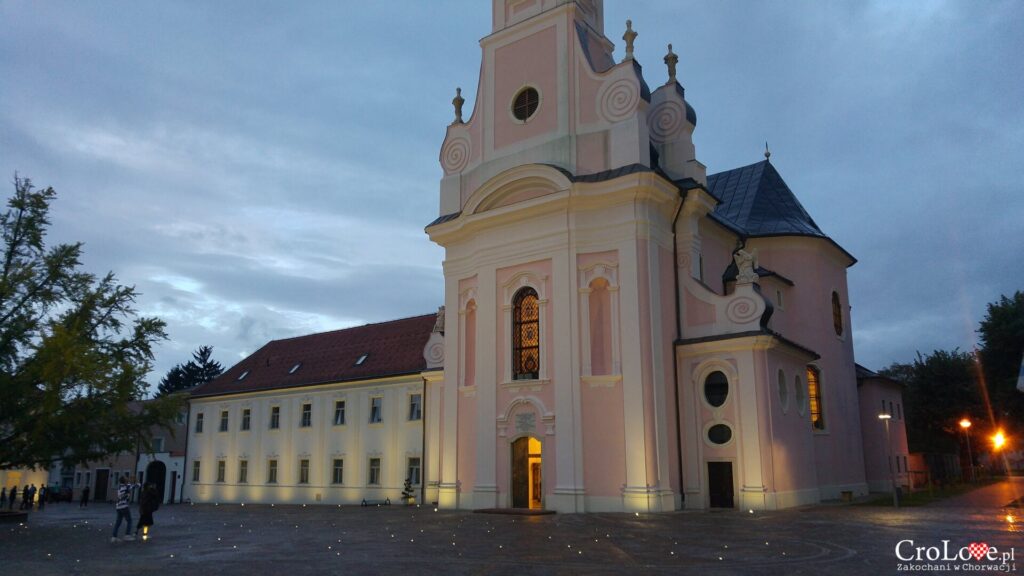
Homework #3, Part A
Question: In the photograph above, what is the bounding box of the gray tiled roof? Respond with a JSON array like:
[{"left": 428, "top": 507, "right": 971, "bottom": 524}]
[{"left": 707, "top": 160, "right": 825, "bottom": 238}]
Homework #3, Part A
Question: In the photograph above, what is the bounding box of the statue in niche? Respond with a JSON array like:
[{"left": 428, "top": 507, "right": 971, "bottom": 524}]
[
  {"left": 452, "top": 87, "right": 465, "bottom": 124},
  {"left": 734, "top": 249, "right": 759, "bottom": 284},
  {"left": 623, "top": 20, "right": 637, "bottom": 61}
]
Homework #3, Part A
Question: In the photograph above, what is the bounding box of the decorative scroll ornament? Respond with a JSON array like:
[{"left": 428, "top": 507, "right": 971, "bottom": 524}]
[
  {"left": 649, "top": 101, "right": 685, "bottom": 143},
  {"left": 726, "top": 296, "right": 760, "bottom": 324},
  {"left": 598, "top": 78, "right": 639, "bottom": 123},
  {"left": 441, "top": 135, "right": 471, "bottom": 173}
]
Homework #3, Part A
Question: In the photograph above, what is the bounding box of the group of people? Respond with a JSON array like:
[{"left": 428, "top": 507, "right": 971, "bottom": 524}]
[
  {"left": 111, "top": 477, "right": 161, "bottom": 543},
  {"left": 4, "top": 477, "right": 162, "bottom": 543},
  {"left": 1, "top": 484, "right": 47, "bottom": 511}
]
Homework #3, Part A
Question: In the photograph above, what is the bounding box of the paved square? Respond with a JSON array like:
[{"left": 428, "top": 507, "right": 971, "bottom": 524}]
[{"left": 2, "top": 478, "right": 1020, "bottom": 575}]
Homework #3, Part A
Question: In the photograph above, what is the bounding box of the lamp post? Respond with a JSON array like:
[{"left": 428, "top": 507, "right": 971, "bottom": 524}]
[
  {"left": 879, "top": 413, "right": 898, "bottom": 507},
  {"left": 959, "top": 419, "right": 974, "bottom": 482}
]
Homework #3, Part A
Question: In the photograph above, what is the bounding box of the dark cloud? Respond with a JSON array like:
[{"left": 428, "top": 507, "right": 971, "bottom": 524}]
[{"left": 1, "top": 1, "right": 1021, "bottom": 389}]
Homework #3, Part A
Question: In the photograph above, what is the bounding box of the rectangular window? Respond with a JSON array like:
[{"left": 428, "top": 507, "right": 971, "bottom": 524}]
[
  {"left": 219, "top": 410, "right": 229, "bottom": 432},
  {"left": 152, "top": 437, "right": 164, "bottom": 452},
  {"left": 897, "top": 403, "right": 902, "bottom": 420},
  {"left": 216, "top": 460, "right": 226, "bottom": 483},
  {"left": 369, "top": 397, "right": 383, "bottom": 423},
  {"left": 903, "top": 456, "right": 908, "bottom": 472},
  {"left": 332, "top": 459, "right": 344, "bottom": 484},
  {"left": 195, "top": 413, "right": 204, "bottom": 433},
  {"left": 368, "top": 457, "right": 381, "bottom": 485},
  {"left": 407, "top": 457, "right": 421, "bottom": 486},
  {"left": 301, "top": 403, "right": 312, "bottom": 428},
  {"left": 333, "top": 400, "right": 346, "bottom": 425},
  {"left": 267, "top": 460, "right": 278, "bottom": 484},
  {"left": 192, "top": 460, "right": 201, "bottom": 482},
  {"left": 896, "top": 456, "right": 901, "bottom": 473},
  {"left": 238, "top": 460, "right": 248, "bottom": 484},
  {"left": 408, "top": 394, "right": 422, "bottom": 421},
  {"left": 270, "top": 406, "right": 280, "bottom": 429},
  {"left": 241, "top": 408, "right": 251, "bottom": 431},
  {"left": 299, "top": 459, "right": 310, "bottom": 484}
]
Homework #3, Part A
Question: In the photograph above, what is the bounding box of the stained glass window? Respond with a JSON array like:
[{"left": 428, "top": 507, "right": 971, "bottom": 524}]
[
  {"left": 807, "top": 366, "right": 824, "bottom": 430},
  {"left": 513, "top": 287, "right": 540, "bottom": 380}
]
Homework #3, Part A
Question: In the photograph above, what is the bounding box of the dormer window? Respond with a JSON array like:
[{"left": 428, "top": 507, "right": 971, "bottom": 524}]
[
  {"left": 237, "top": 370, "right": 249, "bottom": 381},
  {"left": 355, "top": 354, "right": 368, "bottom": 366},
  {"left": 289, "top": 363, "right": 301, "bottom": 374}
]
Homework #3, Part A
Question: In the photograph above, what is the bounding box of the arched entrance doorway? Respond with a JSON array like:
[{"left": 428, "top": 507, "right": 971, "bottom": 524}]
[
  {"left": 511, "top": 437, "right": 542, "bottom": 509},
  {"left": 145, "top": 461, "right": 167, "bottom": 503}
]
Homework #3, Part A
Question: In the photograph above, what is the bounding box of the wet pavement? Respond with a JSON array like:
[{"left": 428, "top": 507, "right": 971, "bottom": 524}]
[{"left": 1, "top": 479, "right": 1020, "bottom": 575}]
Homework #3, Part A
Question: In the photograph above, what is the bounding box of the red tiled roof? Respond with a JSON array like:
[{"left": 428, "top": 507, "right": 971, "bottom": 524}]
[{"left": 191, "top": 314, "right": 438, "bottom": 398}]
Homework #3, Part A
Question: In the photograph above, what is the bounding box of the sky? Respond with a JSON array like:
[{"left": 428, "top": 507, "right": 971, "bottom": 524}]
[{"left": 1, "top": 0, "right": 1021, "bottom": 393}]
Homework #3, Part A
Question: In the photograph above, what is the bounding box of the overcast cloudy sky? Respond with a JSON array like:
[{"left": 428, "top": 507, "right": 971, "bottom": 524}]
[{"left": 1, "top": 0, "right": 1021, "bottom": 392}]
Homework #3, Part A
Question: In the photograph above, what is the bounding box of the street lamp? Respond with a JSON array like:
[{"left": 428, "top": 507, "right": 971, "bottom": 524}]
[
  {"left": 879, "top": 413, "right": 898, "bottom": 507},
  {"left": 960, "top": 419, "right": 975, "bottom": 482}
]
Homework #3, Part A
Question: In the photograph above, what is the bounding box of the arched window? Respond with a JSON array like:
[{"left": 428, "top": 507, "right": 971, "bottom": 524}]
[
  {"left": 512, "top": 287, "right": 540, "bottom": 380},
  {"left": 806, "top": 366, "right": 824, "bottom": 430},
  {"left": 831, "top": 291, "right": 843, "bottom": 336}
]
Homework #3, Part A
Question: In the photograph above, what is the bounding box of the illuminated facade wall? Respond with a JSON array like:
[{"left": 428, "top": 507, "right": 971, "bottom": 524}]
[{"left": 186, "top": 376, "right": 433, "bottom": 505}]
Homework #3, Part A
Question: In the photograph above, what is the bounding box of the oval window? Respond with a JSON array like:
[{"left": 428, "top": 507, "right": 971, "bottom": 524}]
[
  {"left": 794, "top": 375, "right": 806, "bottom": 415},
  {"left": 512, "top": 87, "right": 539, "bottom": 121},
  {"left": 703, "top": 371, "right": 729, "bottom": 407},
  {"left": 708, "top": 424, "right": 732, "bottom": 445}
]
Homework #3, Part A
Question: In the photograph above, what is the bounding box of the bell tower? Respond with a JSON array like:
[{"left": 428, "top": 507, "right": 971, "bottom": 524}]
[{"left": 428, "top": 1, "right": 704, "bottom": 515}]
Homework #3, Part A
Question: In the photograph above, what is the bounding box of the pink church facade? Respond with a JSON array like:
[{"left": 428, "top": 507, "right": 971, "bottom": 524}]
[
  {"left": 425, "top": 0, "right": 892, "bottom": 513},
  {"left": 184, "top": 0, "right": 905, "bottom": 514}
]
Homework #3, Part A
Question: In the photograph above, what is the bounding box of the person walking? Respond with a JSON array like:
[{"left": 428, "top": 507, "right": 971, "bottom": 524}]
[
  {"left": 135, "top": 483, "right": 160, "bottom": 541},
  {"left": 6, "top": 486, "right": 15, "bottom": 510},
  {"left": 80, "top": 485, "right": 90, "bottom": 508},
  {"left": 110, "top": 477, "right": 135, "bottom": 543},
  {"left": 19, "top": 484, "right": 29, "bottom": 510},
  {"left": 37, "top": 486, "right": 46, "bottom": 511},
  {"left": 27, "top": 484, "right": 37, "bottom": 510}
]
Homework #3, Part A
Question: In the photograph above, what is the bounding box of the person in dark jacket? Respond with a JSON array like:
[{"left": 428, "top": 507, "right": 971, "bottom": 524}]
[
  {"left": 6, "top": 486, "right": 15, "bottom": 510},
  {"left": 80, "top": 485, "right": 90, "bottom": 508},
  {"left": 135, "top": 483, "right": 160, "bottom": 541}
]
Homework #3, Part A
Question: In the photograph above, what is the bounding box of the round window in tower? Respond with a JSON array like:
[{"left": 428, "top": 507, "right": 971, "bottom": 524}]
[
  {"left": 512, "top": 87, "right": 540, "bottom": 121},
  {"left": 708, "top": 424, "right": 733, "bottom": 445},
  {"left": 703, "top": 371, "right": 729, "bottom": 408}
]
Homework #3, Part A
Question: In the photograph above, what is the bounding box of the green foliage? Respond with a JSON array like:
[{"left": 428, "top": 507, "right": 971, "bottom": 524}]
[
  {"left": 156, "top": 345, "right": 223, "bottom": 397},
  {"left": 977, "top": 291, "right": 1024, "bottom": 423},
  {"left": 883, "top": 350, "right": 979, "bottom": 453},
  {"left": 882, "top": 291, "right": 1023, "bottom": 454},
  {"left": 0, "top": 175, "right": 182, "bottom": 470}
]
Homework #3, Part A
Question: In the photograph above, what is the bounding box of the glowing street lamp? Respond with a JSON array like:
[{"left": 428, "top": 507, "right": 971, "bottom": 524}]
[
  {"left": 960, "top": 418, "right": 975, "bottom": 482},
  {"left": 992, "top": 431, "right": 1006, "bottom": 451},
  {"left": 879, "top": 413, "right": 898, "bottom": 507}
]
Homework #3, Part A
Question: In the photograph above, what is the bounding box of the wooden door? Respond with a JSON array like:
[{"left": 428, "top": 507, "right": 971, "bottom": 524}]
[
  {"left": 511, "top": 438, "right": 529, "bottom": 508},
  {"left": 708, "top": 462, "right": 734, "bottom": 508}
]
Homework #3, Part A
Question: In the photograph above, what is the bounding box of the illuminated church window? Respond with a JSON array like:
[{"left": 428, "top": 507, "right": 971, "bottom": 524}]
[
  {"left": 807, "top": 366, "right": 825, "bottom": 430},
  {"left": 512, "top": 287, "right": 540, "bottom": 380}
]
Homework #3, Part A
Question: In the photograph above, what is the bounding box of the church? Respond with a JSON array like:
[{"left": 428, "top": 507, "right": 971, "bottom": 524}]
[{"left": 184, "top": 0, "right": 908, "bottom": 513}]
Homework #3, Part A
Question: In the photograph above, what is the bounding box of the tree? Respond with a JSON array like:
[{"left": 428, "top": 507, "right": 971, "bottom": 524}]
[
  {"left": 156, "top": 345, "right": 223, "bottom": 397},
  {"left": 977, "top": 291, "right": 1024, "bottom": 425},
  {"left": 883, "top": 349, "right": 979, "bottom": 453},
  {"left": 0, "top": 175, "right": 182, "bottom": 470}
]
